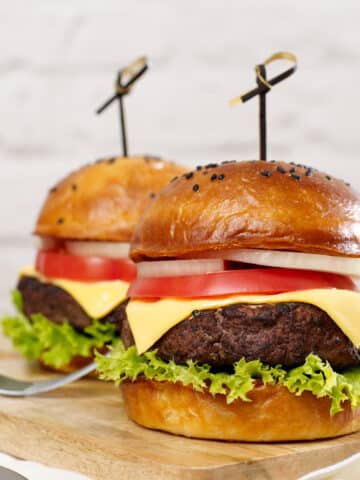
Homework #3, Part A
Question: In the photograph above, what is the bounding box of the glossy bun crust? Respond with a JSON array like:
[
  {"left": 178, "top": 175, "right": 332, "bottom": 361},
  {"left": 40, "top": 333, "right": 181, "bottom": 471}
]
[
  {"left": 131, "top": 161, "right": 360, "bottom": 260},
  {"left": 35, "top": 156, "right": 185, "bottom": 242},
  {"left": 122, "top": 380, "right": 360, "bottom": 441},
  {"left": 39, "top": 351, "right": 104, "bottom": 377}
]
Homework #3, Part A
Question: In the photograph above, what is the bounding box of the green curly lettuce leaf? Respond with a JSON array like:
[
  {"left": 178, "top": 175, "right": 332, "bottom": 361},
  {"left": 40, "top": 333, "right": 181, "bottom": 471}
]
[
  {"left": 96, "top": 341, "right": 360, "bottom": 416},
  {"left": 2, "top": 290, "right": 117, "bottom": 369},
  {"left": 283, "top": 354, "right": 360, "bottom": 415}
]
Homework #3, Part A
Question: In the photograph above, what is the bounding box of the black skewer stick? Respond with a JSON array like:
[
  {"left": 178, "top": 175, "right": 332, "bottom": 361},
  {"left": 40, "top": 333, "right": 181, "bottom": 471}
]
[
  {"left": 257, "top": 64, "right": 267, "bottom": 161},
  {"left": 96, "top": 57, "right": 148, "bottom": 157},
  {"left": 118, "top": 93, "right": 127, "bottom": 157},
  {"left": 238, "top": 64, "right": 295, "bottom": 103},
  {"left": 229, "top": 51, "right": 297, "bottom": 162}
]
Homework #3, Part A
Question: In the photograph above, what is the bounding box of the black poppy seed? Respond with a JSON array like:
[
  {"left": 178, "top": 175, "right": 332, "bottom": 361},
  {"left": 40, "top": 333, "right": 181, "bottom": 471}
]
[
  {"left": 346, "top": 182, "right": 351, "bottom": 187},
  {"left": 149, "top": 192, "right": 156, "bottom": 199},
  {"left": 205, "top": 163, "right": 218, "bottom": 169},
  {"left": 184, "top": 172, "right": 194, "bottom": 180},
  {"left": 289, "top": 167, "right": 296, "bottom": 173},
  {"left": 108, "top": 157, "right": 116, "bottom": 164},
  {"left": 170, "top": 176, "right": 178, "bottom": 183},
  {"left": 71, "top": 184, "right": 77, "bottom": 191},
  {"left": 192, "top": 310, "right": 201, "bottom": 317},
  {"left": 276, "top": 166, "right": 286, "bottom": 174},
  {"left": 305, "top": 168, "right": 313, "bottom": 177},
  {"left": 196, "top": 165, "right": 203, "bottom": 171},
  {"left": 291, "top": 174, "right": 301, "bottom": 181},
  {"left": 192, "top": 184, "right": 200, "bottom": 192},
  {"left": 270, "top": 160, "right": 276, "bottom": 163},
  {"left": 290, "top": 162, "right": 296, "bottom": 165},
  {"left": 57, "top": 217, "right": 65, "bottom": 225},
  {"left": 325, "top": 175, "right": 332, "bottom": 181},
  {"left": 261, "top": 171, "right": 271, "bottom": 177},
  {"left": 210, "top": 173, "right": 217, "bottom": 181},
  {"left": 222, "top": 160, "right": 236, "bottom": 164},
  {"left": 218, "top": 173, "right": 225, "bottom": 180},
  {"left": 50, "top": 186, "right": 57, "bottom": 193}
]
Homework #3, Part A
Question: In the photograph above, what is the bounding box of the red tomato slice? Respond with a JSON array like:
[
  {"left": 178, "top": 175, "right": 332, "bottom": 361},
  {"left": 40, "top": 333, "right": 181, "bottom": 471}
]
[
  {"left": 35, "top": 250, "right": 137, "bottom": 282},
  {"left": 128, "top": 268, "right": 356, "bottom": 298}
]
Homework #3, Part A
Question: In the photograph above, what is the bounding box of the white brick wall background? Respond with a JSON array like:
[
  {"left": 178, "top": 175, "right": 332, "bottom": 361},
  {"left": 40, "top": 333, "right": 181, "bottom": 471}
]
[{"left": 1, "top": 0, "right": 360, "bottom": 307}]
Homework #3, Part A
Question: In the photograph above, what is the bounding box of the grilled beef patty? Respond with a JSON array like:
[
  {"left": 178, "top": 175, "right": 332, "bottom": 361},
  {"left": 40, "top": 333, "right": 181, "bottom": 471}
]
[
  {"left": 18, "top": 275, "right": 127, "bottom": 331},
  {"left": 121, "top": 301, "right": 360, "bottom": 370}
]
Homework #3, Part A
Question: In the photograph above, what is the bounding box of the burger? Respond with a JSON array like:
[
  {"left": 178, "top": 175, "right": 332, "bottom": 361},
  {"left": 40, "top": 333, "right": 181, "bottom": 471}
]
[
  {"left": 2, "top": 156, "right": 185, "bottom": 372},
  {"left": 97, "top": 160, "right": 360, "bottom": 441}
]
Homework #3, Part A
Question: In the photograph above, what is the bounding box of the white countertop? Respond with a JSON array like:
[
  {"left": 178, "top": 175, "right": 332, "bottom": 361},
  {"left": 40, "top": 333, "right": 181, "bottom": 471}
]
[
  {"left": 1, "top": 450, "right": 360, "bottom": 480},
  {"left": 0, "top": 453, "right": 89, "bottom": 480}
]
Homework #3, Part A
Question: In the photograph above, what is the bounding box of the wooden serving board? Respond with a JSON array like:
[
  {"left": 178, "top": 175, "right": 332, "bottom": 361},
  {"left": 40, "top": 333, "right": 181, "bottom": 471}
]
[{"left": 0, "top": 334, "right": 359, "bottom": 480}]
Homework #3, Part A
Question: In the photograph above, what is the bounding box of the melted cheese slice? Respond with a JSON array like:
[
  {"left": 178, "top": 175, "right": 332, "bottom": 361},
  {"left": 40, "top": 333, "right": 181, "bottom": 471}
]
[
  {"left": 127, "top": 289, "right": 360, "bottom": 354},
  {"left": 20, "top": 265, "right": 129, "bottom": 319}
]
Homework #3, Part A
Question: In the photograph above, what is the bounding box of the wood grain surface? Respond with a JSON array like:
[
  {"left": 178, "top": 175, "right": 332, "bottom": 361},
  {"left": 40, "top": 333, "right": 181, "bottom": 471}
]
[{"left": 0, "top": 334, "right": 359, "bottom": 480}]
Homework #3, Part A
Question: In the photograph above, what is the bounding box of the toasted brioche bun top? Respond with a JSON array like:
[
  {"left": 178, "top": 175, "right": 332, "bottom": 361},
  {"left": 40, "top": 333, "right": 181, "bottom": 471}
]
[
  {"left": 35, "top": 156, "right": 185, "bottom": 242},
  {"left": 131, "top": 160, "right": 360, "bottom": 260}
]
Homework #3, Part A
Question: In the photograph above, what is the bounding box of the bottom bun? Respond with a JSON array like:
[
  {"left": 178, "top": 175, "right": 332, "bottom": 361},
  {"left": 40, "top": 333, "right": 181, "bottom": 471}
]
[
  {"left": 121, "top": 379, "right": 360, "bottom": 441},
  {"left": 39, "top": 355, "right": 96, "bottom": 375},
  {"left": 39, "top": 347, "right": 108, "bottom": 377}
]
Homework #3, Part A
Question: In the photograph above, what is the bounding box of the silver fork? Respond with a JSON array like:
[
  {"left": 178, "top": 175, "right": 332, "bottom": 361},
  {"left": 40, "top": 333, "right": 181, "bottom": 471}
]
[{"left": 0, "top": 361, "right": 98, "bottom": 397}]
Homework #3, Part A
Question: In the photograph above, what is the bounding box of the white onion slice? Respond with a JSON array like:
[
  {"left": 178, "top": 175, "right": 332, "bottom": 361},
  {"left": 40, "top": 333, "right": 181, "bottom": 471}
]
[
  {"left": 34, "top": 236, "right": 62, "bottom": 251},
  {"left": 66, "top": 241, "right": 130, "bottom": 259},
  {"left": 137, "top": 259, "right": 225, "bottom": 278},
  {"left": 213, "top": 248, "right": 360, "bottom": 277}
]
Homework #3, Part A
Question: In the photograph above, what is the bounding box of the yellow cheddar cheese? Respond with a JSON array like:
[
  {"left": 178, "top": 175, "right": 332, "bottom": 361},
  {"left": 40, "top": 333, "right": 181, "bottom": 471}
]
[
  {"left": 19, "top": 266, "right": 129, "bottom": 319},
  {"left": 127, "top": 289, "right": 360, "bottom": 354}
]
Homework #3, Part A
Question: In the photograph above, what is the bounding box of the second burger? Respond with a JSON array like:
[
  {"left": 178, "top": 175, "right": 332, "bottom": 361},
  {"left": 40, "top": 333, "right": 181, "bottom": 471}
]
[{"left": 3, "top": 156, "right": 184, "bottom": 372}]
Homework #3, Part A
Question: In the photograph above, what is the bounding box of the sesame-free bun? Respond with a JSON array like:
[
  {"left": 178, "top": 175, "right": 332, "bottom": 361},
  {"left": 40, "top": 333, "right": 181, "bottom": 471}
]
[
  {"left": 39, "top": 346, "right": 108, "bottom": 377},
  {"left": 122, "top": 379, "right": 360, "bottom": 441},
  {"left": 39, "top": 354, "right": 98, "bottom": 377},
  {"left": 131, "top": 161, "right": 360, "bottom": 260},
  {"left": 35, "top": 156, "right": 185, "bottom": 242}
]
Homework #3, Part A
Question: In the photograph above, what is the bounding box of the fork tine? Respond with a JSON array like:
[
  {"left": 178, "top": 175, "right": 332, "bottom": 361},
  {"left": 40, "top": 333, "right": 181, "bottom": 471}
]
[
  {"left": 0, "top": 375, "right": 32, "bottom": 389},
  {"left": 22, "top": 361, "right": 98, "bottom": 396},
  {"left": 0, "top": 353, "right": 107, "bottom": 397}
]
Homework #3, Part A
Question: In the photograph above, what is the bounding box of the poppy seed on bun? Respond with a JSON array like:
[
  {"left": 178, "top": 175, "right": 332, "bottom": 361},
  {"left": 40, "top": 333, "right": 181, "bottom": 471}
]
[{"left": 130, "top": 160, "right": 360, "bottom": 261}]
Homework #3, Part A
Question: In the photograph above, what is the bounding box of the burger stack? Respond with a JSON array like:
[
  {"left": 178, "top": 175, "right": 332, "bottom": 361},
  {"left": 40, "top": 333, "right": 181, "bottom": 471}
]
[
  {"left": 97, "top": 160, "right": 360, "bottom": 442},
  {"left": 3, "top": 156, "right": 184, "bottom": 372}
]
